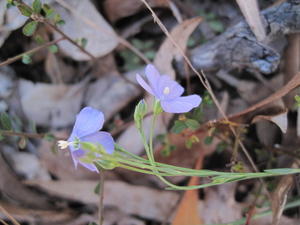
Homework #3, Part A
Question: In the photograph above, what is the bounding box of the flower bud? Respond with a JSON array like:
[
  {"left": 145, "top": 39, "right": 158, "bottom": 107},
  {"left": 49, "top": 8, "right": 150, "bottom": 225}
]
[{"left": 134, "top": 100, "right": 147, "bottom": 129}]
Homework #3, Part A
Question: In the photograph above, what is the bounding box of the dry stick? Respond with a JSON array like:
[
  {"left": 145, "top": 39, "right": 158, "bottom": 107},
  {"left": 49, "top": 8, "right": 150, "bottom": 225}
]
[
  {"left": 0, "top": 130, "right": 63, "bottom": 141},
  {"left": 0, "top": 219, "right": 10, "bottom": 225},
  {"left": 54, "top": 0, "right": 151, "bottom": 65},
  {"left": 0, "top": 205, "right": 21, "bottom": 225},
  {"left": 0, "top": 37, "right": 65, "bottom": 67},
  {"left": 140, "top": 0, "right": 270, "bottom": 197},
  {"left": 43, "top": 20, "right": 96, "bottom": 61},
  {"left": 98, "top": 170, "right": 105, "bottom": 225}
]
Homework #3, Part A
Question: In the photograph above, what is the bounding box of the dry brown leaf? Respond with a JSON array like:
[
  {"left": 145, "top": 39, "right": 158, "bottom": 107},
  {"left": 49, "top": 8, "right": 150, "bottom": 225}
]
[
  {"left": 171, "top": 156, "right": 203, "bottom": 225},
  {"left": 154, "top": 17, "right": 202, "bottom": 79},
  {"left": 104, "top": 0, "right": 169, "bottom": 22},
  {"left": 229, "top": 72, "right": 300, "bottom": 123},
  {"left": 252, "top": 108, "right": 288, "bottom": 133},
  {"left": 271, "top": 174, "right": 294, "bottom": 225},
  {"left": 18, "top": 78, "right": 88, "bottom": 128},
  {"left": 199, "top": 183, "right": 242, "bottom": 224},
  {"left": 283, "top": 34, "right": 300, "bottom": 109},
  {"left": 54, "top": 0, "right": 118, "bottom": 61},
  {"left": 236, "top": 0, "right": 266, "bottom": 41},
  {"left": 25, "top": 180, "right": 179, "bottom": 221},
  {"left": 84, "top": 70, "right": 141, "bottom": 121},
  {"left": 0, "top": 151, "right": 52, "bottom": 209},
  {"left": 0, "top": 202, "right": 76, "bottom": 225}
]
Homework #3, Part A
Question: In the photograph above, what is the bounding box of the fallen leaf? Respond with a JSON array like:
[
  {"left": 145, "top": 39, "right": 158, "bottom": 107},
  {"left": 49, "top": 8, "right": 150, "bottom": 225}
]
[
  {"left": 230, "top": 71, "right": 300, "bottom": 123},
  {"left": 0, "top": 202, "right": 76, "bottom": 224},
  {"left": 84, "top": 70, "right": 141, "bottom": 121},
  {"left": 154, "top": 17, "right": 202, "bottom": 79},
  {"left": 252, "top": 108, "right": 288, "bottom": 133},
  {"left": 271, "top": 174, "right": 294, "bottom": 225},
  {"left": 236, "top": 0, "right": 266, "bottom": 41},
  {"left": 199, "top": 183, "right": 242, "bottom": 224},
  {"left": 283, "top": 34, "right": 300, "bottom": 109},
  {"left": 18, "top": 78, "right": 88, "bottom": 128},
  {"left": 54, "top": 0, "right": 118, "bottom": 61},
  {"left": 0, "top": 150, "right": 52, "bottom": 209},
  {"left": 172, "top": 156, "right": 203, "bottom": 225},
  {"left": 104, "top": 0, "right": 169, "bottom": 22},
  {"left": 25, "top": 180, "right": 180, "bottom": 221}
]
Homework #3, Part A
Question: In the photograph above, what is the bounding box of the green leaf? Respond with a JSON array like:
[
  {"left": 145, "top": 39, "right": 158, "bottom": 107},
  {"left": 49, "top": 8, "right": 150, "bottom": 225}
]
[
  {"left": 81, "top": 38, "right": 88, "bottom": 48},
  {"left": 21, "top": 54, "right": 32, "bottom": 64},
  {"left": 42, "top": 4, "right": 55, "bottom": 19},
  {"left": 34, "top": 34, "right": 45, "bottom": 44},
  {"left": 0, "top": 112, "right": 12, "bottom": 130},
  {"left": 134, "top": 100, "right": 147, "bottom": 129},
  {"left": 204, "top": 136, "right": 213, "bottom": 145},
  {"left": 53, "top": 14, "right": 65, "bottom": 26},
  {"left": 88, "top": 222, "right": 98, "bottom": 225},
  {"left": 17, "top": 4, "right": 33, "bottom": 17},
  {"left": 6, "top": 3, "right": 14, "bottom": 8},
  {"left": 48, "top": 44, "right": 58, "bottom": 53},
  {"left": 185, "top": 119, "right": 200, "bottom": 130},
  {"left": 94, "top": 182, "right": 100, "bottom": 194},
  {"left": 32, "top": 0, "right": 41, "bottom": 14},
  {"left": 22, "top": 21, "right": 38, "bottom": 36},
  {"left": 295, "top": 95, "right": 300, "bottom": 107},
  {"left": 18, "top": 137, "right": 27, "bottom": 149},
  {"left": 171, "top": 120, "right": 188, "bottom": 134},
  {"left": 43, "top": 133, "right": 55, "bottom": 142},
  {"left": 0, "top": 133, "right": 4, "bottom": 141},
  {"left": 209, "top": 20, "right": 224, "bottom": 33},
  {"left": 264, "top": 168, "right": 299, "bottom": 175}
]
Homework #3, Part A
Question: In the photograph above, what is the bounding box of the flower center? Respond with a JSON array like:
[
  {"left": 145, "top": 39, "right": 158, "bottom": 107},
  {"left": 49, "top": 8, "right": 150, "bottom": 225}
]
[
  {"left": 57, "top": 140, "right": 70, "bottom": 149},
  {"left": 163, "top": 86, "right": 170, "bottom": 95}
]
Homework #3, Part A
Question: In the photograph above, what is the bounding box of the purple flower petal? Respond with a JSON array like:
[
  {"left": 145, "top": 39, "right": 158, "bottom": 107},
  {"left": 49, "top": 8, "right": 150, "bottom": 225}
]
[
  {"left": 81, "top": 131, "right": 115, "bottom": 154},
  {"left": 161, "top": 94, "right": 202, "bottom": 113},
  {"left": 157, "top": 75, "right": 184, "bottom": 101},
  {"left": 78, "top": 161, "right": 99, "bottom": 172},
  {"left": 70, "top": 149, "right": 99, "bottom": 172},
  {"left": 145, "top": 64, "right": 160, "bottom": 94},
  {"left": 136, "top": 74, "right": 155, "bottom": 95},
  {"left": 72, "top": 107, "right": 104, "bottom": 138}
]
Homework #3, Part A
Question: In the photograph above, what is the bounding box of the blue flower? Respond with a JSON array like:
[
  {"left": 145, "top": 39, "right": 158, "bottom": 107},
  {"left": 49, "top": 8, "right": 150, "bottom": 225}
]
[
  {"left": 65, "top": 107, "right": 115, "bottom": 172},
  {"left": 136, "top": 64, "right": 202, "bottom": 113}
]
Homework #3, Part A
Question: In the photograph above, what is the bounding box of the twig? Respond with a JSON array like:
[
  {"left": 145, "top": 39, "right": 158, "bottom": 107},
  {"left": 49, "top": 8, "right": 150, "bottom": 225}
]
[
  {"left": 0, "top": 205, "right": 21, "bottom": 225},
  {"left": 0, "top": 37, "right": 64, "bottom": 67},
  {"left": 54, "top": 0, "right": 150, "bottom": 64},
  {"left": 43, "top": 20, "right": 96, "bottom": 61},
  {"left": 0, "top": 130, "right": 61, "bottom": 140},
  {"left": 98, "top": 170, "right": 105, "bottom": 225},
  {"left": 0, "top": 219, "right": 10, "bottom": 225}
]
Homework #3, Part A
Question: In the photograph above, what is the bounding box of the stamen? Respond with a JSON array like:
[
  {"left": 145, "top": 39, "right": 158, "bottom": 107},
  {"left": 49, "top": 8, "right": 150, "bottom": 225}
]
[
  {"left": 57, "top": 140, "right": 70, "bottom": 149},
  {"left": 163, "top": 87, "right": 170, "bottom": 95}
]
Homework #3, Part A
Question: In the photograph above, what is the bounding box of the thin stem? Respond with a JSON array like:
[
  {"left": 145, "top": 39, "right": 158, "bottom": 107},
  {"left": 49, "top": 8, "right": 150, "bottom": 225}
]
[
  {"left": 43, "top": 20, "right": 96, "bottom": 61},
  {"left": 0, "top": 37, "right": 65, "bottom": 67},
  {"left": 1, "top": 130, "right": 44, "bottom": 139},
  {"left": 0, "top": 205, "right": 21, "bottom": 225},
  {"left": 98, "top": 170, "right": 105, "bottom": 225}
]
